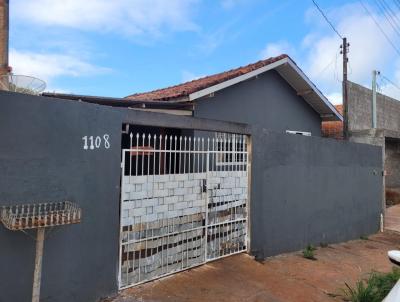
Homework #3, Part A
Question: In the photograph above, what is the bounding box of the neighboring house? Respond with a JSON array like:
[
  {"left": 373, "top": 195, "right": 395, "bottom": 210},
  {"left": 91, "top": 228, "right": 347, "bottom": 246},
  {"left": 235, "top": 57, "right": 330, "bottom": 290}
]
[
  {"left": 347, "top": 81, "right": 400, "bottom": 208},
  {"left": 322, "top": 81, "right": 400, "bottom": 207}
]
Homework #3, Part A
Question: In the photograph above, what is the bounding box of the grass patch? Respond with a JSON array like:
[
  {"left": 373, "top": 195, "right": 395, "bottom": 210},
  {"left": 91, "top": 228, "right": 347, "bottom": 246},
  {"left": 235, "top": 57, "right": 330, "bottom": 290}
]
[
  {"left": 343, "top": 280, "right": 377, "bottom": 302},
  {"left": 360, "top": 235, "right": 369, "bottom": 240},
  {"left": 342, "top": 268, "right": 400, "bottom": 301},
  {"left": 302, "top": 244, "right": 317, "bottom": 260}
]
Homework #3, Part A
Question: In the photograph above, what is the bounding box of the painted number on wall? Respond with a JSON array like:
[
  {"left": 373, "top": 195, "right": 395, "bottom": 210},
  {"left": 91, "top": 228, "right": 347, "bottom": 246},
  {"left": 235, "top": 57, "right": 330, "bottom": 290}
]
[{"left": 82, "top": 135, "right": 110, "bottom": 150}]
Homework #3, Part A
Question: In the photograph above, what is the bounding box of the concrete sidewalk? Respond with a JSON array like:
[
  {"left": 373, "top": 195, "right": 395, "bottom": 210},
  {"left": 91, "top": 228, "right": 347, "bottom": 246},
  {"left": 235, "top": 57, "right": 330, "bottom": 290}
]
[{"left": 104, "top": 232, "right": 400, "bottom": 302}]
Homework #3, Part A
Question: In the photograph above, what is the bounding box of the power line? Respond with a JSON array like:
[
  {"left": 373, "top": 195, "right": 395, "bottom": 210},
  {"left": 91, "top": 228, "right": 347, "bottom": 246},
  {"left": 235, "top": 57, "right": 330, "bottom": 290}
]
[
  {"left": 381, "top": 0, "right": 400, "bottom": 26},
  {"left": 315, "top": 49, "right": 340, "bottom": 78},
  {"left": 394, "top": 0, "right": 400, "bottom": 10},
  {"left": 374, "top": 0, "right": 400, "bottom": 38},
  {"left": 311, "top": 0, "right": 343, "bottom": 39},
  {"left": 377, "top": 0, "right": 400, "bottom": 30},
  {"left": 348, "top": 60, "right": 353, "bottom": 75},
  {"left": 334, "top": 49, "right": 341, "bottom": 82},
  {"left": 380, "top": 73, "right": 400, "bottom": 91},
  {"left": 359, "top": 0, "right": 400, "bottom": 57}
]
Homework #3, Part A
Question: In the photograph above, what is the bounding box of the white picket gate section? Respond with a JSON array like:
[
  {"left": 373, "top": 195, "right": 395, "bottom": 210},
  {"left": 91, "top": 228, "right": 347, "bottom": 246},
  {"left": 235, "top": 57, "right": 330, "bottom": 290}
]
[{"left": 118, "top": 132, "right": 249, "bottom": 289}]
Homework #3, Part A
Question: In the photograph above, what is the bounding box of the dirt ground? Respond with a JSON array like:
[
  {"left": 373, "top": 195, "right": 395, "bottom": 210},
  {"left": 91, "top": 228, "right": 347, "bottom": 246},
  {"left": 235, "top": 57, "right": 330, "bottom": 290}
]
[{"left": 105, "top": 231, "right": 400, "bottom": 302}]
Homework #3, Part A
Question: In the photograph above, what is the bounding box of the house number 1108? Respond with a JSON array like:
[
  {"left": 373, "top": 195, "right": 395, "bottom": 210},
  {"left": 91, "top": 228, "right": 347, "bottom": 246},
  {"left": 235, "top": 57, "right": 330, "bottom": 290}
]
[{"left": 82, "top": 135, "right": 110, "bottom": 150}]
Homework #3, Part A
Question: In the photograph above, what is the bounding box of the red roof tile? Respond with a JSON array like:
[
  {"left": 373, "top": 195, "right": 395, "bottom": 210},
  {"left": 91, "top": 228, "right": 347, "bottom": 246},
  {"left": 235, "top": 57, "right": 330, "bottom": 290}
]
[
  {"left": 321, "top": 105, "right": 343, "bottom": 139},
  {"left": 125, "top": 54, "right": 289, "bottom": 101}
]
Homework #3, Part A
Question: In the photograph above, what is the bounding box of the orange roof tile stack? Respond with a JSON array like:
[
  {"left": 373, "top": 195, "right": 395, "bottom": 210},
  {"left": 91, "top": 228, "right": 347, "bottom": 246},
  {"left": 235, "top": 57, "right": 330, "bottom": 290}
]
[{"left": 321, "top": 105, "right": 343, "bottom": 139}]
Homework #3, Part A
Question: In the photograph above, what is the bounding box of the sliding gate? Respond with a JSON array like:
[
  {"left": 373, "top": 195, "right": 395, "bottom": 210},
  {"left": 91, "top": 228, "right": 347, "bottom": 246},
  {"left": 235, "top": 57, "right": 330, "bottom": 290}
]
[{"left": 119, "top": 132, "right": 249, "bottom": 289}]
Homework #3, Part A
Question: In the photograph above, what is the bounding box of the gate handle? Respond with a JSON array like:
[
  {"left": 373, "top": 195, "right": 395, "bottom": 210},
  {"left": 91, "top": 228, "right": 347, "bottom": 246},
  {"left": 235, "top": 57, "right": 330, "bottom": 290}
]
[
  {"left": 202, "top": 179, "right": 207, "bottom": 193},
  {"left": 202, "top": 180, "right": 220, "bottom": 193}
]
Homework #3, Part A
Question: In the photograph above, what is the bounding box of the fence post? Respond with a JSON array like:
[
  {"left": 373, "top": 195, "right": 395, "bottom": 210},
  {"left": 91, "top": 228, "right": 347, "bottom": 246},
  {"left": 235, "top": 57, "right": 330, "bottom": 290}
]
[{"left": 32, "top": 228, "right": 45, "bottom": 302}]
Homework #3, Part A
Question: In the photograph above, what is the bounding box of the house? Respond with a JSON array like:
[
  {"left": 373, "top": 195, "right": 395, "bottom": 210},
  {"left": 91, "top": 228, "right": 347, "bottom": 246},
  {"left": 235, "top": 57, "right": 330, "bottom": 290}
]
[
  {"left": 126, "top": 54, "right": 342, "bottom": 135},
  {"left": 122, "top": 55, "right": 381, "bottom": 260},
  {"left": 0, "top": 56, "right": 382, "bottom": 301}
]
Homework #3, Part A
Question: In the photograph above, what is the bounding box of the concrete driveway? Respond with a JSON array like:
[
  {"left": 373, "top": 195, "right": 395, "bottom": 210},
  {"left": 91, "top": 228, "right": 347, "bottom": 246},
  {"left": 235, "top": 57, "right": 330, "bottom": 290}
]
[{"left": 104, "top": 232, "right": 400, "bottom": 302}]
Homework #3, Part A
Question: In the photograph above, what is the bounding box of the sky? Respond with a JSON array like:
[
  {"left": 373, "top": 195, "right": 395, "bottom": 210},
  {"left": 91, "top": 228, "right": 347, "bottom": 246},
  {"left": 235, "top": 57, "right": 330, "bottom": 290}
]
[{"left": 9, "top": 0, "right": 400, "bottom": 104}]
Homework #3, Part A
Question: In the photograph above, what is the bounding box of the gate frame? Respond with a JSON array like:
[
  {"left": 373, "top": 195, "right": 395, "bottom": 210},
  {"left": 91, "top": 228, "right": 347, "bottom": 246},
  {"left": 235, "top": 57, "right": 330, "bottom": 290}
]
[
  {"left": 246, "top": 135, "right": 252, "bottom": 254},
  {"left": 118, "top": 111, "right": 252, "bottom": 289},
  {"left": 118, "top": 132, "right": 249, "bottom": 289}
]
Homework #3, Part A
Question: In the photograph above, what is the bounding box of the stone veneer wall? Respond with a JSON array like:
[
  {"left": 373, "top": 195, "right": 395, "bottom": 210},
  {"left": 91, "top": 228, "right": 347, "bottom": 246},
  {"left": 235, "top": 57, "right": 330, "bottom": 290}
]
[{"left": 119, "top": 170, "right": 248, "bottom": 286}]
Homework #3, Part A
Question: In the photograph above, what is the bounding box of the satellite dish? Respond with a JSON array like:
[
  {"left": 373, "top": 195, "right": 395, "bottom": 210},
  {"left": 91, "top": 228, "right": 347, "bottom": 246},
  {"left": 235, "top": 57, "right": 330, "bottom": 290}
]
[{"left": 0, "top": 74, "right": 46, "bottom": 95}]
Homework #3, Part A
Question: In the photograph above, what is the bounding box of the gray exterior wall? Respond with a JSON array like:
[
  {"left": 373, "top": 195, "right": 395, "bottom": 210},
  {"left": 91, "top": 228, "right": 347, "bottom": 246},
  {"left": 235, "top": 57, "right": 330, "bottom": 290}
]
[
  {"left": 0, "top": 92, "right": 123, "bottom": 302},
  {"left": 251, "top": 131, "right": 382, "bottom": 258},
  {"left": 194, "top": 70, "right": 322, "bottom": 136},
  {"left": 348, "top": 81, "right": 400, "bottom": 132},
  {"left": 0, "top": 85, "right": 383, "bottom": 301},
  {"left": 0, "top": 91, "right": 250, "bottom": 302},
  {"left": 194, "top": 74, "right": 383, "bottom": 258}
]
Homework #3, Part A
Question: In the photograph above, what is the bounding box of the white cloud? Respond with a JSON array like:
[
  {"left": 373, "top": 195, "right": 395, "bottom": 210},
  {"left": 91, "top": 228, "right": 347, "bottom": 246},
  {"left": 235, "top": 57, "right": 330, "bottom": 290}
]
[
  {"left": 12, "top": 0, "right": 198, "bottom": 37},
  {"left": 196, "top": 18, "right": 240, "bottom": 55},
  {"left": 302, "top": 3, "right": 400, "bottom": 102},
  {"left": 10, "top": 0, "right": 199, "bottom": 93},
  {"left": 326, "top": 92, "right": 342, "bottom": 105},
  {"left": 380, "top": 59, "right": 400, "bottom": 101},
  {"left": 9, "top": 49, "right": 110, "bottom": 86},
  {"left": 259, "top": 40, "right": 294, "bottom": 59},
  {"left": 259, "top": 3, "right": 400, "bottom": 105},
  {"left": 381, "top": 83, "right": 400, "bottom": 101}
]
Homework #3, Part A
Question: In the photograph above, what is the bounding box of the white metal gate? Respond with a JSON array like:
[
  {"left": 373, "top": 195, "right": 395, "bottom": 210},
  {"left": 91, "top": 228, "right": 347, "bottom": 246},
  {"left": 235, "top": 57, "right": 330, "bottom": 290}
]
[{"left": 118, "top": 132, "right": 249, "bottom": 289}]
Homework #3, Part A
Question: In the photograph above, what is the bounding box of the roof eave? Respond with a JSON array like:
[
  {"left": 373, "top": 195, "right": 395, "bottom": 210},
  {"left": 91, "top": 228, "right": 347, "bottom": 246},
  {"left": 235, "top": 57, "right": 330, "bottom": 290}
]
[
  {"left": 188, "top": 57, "right": 343, "bottom": 122},
  {"left": 188, "top": 57, "right": 289, "bottom": 101},
  {"left": 284, "top": 59, "right": 343, "bottom": 122}
]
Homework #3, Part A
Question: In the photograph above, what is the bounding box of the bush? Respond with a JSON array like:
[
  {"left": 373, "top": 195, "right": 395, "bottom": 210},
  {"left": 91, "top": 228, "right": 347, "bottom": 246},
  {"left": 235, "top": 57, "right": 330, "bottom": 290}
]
[
  {"left": 342, "top": 268, "right": 400, "bottom": 301},
  {"left": 302, "top": 244, "right": 317, "bottom": 260}
]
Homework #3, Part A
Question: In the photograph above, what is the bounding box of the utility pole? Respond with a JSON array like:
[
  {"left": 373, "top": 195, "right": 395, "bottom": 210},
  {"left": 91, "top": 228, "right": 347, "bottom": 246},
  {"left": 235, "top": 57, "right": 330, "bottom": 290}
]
[
  {"left": 340, "top": 37, "right": 349, "bottom": 139},
  {"left": 372, "top": 70, "right": 380, "bottom": 129},
  {"left": 0, "top": 0, "right": 9, "bottom": 91},
  {"left": 0, "top": 0, "right": 9, "bottom": 75}
]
